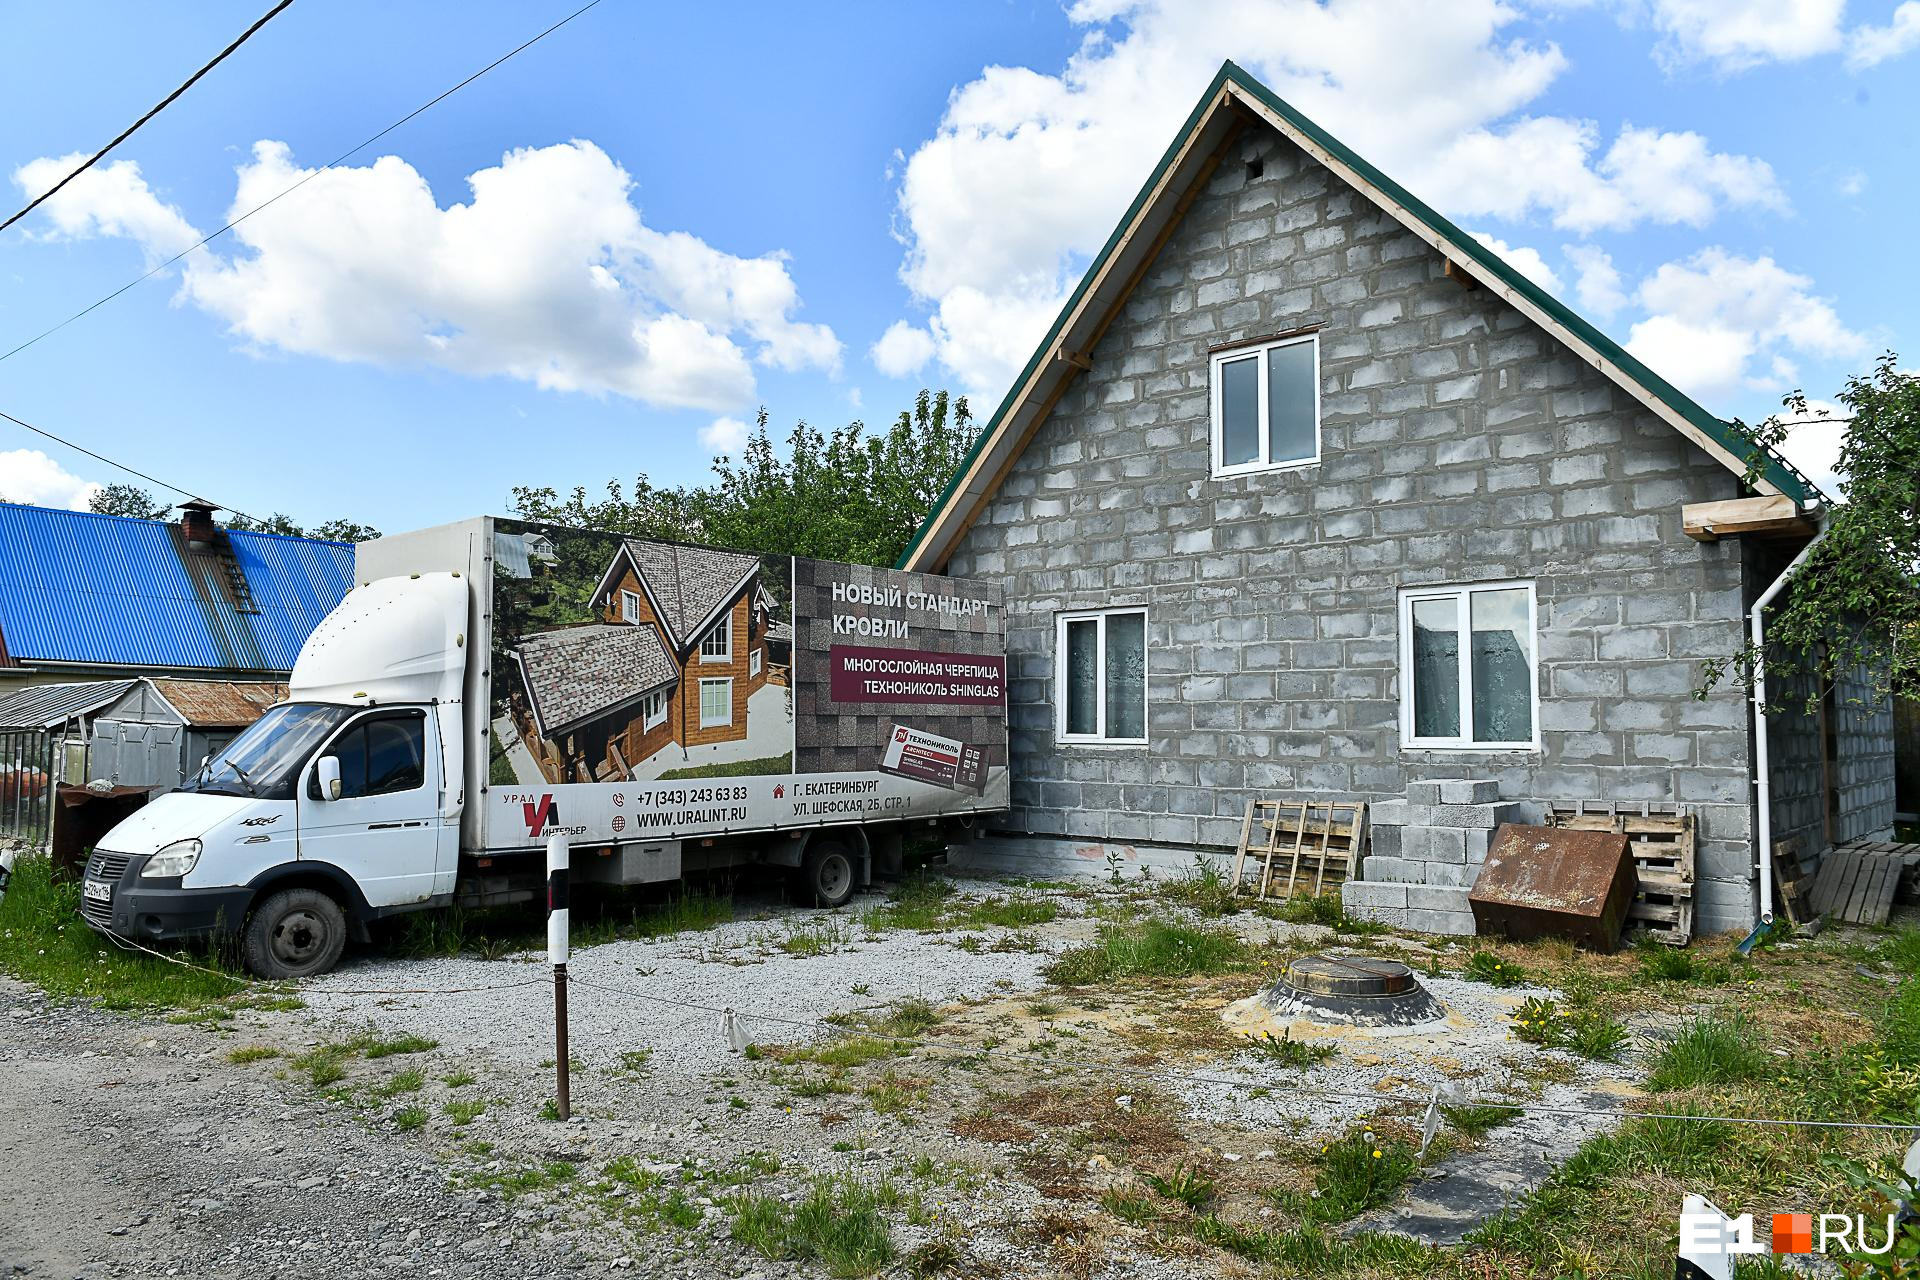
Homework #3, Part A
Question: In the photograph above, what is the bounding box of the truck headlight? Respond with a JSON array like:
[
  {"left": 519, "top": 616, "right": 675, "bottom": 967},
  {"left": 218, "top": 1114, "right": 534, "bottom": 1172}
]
[{"left": 140, "top": 839, "right": 202, "bottom": 879}]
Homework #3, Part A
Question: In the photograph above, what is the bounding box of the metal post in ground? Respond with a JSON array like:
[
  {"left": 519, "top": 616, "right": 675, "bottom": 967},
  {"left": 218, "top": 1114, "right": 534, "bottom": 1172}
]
[{"left": 547, "top": 831, "right": 570, "bottom": 1121}]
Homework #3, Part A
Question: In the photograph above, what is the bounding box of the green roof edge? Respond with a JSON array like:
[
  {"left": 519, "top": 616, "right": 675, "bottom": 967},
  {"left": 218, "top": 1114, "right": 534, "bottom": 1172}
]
[{"left": 897, "top": 61, "right": 1812, "bottom": 571}]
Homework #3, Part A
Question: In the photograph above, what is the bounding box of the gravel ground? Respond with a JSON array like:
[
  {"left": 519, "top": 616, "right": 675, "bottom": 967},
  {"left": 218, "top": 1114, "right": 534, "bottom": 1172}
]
[{"left": 1, "top": 873, "right": 1629, "bottom": 1279}]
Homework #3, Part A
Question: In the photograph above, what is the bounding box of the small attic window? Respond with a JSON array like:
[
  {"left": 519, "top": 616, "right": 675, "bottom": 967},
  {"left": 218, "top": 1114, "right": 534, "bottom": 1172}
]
[{"left": 1246, "top": 155, "right": 1264, "bottom": 180}]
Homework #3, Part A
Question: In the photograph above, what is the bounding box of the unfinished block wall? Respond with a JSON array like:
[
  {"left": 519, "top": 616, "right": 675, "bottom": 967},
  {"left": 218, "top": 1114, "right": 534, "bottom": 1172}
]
[
  {"left": 1343, "top": 780, "right": 1519, "bottom": 934},
  {"left": 945, "top": 124, "right": 1786, "bottom": 935}
]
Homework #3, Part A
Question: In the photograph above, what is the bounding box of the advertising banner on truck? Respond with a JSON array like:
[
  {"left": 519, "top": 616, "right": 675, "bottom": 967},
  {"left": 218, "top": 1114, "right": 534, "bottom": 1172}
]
[{"left": 485, "top": 518, "right": 1006, "bottom": 848}]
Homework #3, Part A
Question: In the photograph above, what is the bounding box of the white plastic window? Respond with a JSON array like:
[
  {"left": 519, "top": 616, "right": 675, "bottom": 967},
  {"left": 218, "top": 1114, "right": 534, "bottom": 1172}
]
[
  {"left": 1399, "top": 582, "right": 1538, "bottom": 749},
  {"left": 1209, "top": 333, "right": 1320, "bottom": 477}
]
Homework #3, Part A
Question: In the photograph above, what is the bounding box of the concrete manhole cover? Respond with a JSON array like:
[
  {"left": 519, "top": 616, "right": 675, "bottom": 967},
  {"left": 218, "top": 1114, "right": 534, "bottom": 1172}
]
[{"left": 1256, "top": 953, "right": 1447, "bottom": 1027}]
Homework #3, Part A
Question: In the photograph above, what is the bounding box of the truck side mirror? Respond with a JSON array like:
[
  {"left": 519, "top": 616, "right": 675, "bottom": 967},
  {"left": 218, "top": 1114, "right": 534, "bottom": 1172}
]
[{"left": 316, "top": 755, "right": 343, "bottom": 801}]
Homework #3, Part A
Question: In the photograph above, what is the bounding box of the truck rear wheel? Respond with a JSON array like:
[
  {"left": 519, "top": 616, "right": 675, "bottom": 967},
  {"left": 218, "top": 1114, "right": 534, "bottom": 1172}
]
[
  {"left": 801, "top": 839, "right": 856, "bottom": 909},
  {"left": 243, "top": 888, "right": 347, "bottom": 979}
]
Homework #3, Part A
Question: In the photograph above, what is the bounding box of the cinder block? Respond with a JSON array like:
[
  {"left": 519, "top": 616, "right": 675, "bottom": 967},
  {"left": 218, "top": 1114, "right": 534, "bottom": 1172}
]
[
  {"left": 1438, "top": 779, "right": 1500, "bottom": 804},
  {"left": 1370, "top": 825, "right": 1401, "bottom": 858},
  {"left": 1406, "top": 884, "right": 1475, "bottom": 913},
  {"left": 1423, "top": 827, "right": 1468, "bottom": 864},
  {"left": 1360, "top": 856, "right": 1425, "bottom": 884},
  {"left": 1370, "top": 799, "right": 1408, "bottom": 827},
  {"left": 1398, "top": 826, "right": 1430, "bottom": 860},
  {"left": 1405, "top": 781, "right": 1444, "bottom": 804},
  {"left": 1340, "top": 880, "right": 1407, "bottom": 909},
  {"left": 1425, "top": 861, "right": 1473, "bottom": 887},
  {"left": 1401, "top": 802, "right": 1528, "bottom": 830},
  {"left": 1406, "top": 908, "right": 1479, "bottom": 936},
  {"left": 1464, "top": 828, "right": 1492, "bottom": 862},
  {"left": 1347, "top": 902, "right": 1409, "bottom": 929}
]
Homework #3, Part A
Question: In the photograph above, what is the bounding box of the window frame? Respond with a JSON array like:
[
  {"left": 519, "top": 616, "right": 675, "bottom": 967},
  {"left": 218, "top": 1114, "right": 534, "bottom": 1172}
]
[
  {"left": 620, "top": 590, "right": 642, "bottom": 624},
  {"left": 1208, "top": 331, "right": 1322, "bottom": 479},
  {"left": 698, "top": 677, "right": 733, "bottom": 729},
  {"left": 1397, "top": 580, "right": 1541, "bottom": 752},
  {"left": 640, "top": 689, "right": 667, "bottom": 732},
  {"left": 750, "top": 646, "right": 764, "bottom": 678},
  {"left": 1054, "top": 606, "right": 1150, "bottom": 747},
  {"left": 699, "top": 615, "right": 732, "bottom": 664},
  {"left": 308, "top": 708, "right": 428, "bottom": 800}
]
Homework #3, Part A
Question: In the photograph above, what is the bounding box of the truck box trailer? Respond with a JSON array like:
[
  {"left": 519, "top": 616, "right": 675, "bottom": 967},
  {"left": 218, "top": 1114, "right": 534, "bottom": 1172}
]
[{"left": 73, "top": 516, "right": 1007, "bottom": 976}]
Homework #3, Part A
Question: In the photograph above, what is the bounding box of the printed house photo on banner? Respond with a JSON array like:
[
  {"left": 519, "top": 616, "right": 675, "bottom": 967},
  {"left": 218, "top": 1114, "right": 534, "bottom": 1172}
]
[{"left": 489, "top": 519, "right": 794, "bottom": 786}]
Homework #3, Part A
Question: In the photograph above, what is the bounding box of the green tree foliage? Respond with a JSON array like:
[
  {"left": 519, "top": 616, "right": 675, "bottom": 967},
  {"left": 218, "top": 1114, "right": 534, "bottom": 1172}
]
[
  {"left": 510, "top": 389, "right": 974, "bottom": 568},
  {"left": 1703, "top": 352, "right": 1919, "bottom": 711},
  {"left": 87, "top": 482, "right": 172, "bottom": 519}
]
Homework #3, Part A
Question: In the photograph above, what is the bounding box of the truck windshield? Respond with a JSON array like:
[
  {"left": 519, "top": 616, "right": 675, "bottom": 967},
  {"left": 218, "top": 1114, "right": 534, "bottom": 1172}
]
[{"left": 181, "top": 703, "right": 354, "bottom": 801}]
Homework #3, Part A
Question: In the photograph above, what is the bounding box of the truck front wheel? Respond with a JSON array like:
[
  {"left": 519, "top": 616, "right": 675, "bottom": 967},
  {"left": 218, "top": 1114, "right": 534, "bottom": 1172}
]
[
  {"left": 801, "top": 839, "right": 856, "bottom": 909},
  {"left": 243, "top": 888, "right": 347, "bottom": 979}
]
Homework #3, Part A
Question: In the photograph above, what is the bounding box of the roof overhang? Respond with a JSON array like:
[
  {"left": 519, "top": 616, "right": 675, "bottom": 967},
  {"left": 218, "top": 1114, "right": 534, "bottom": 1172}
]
[{"left": 897, "top": 61, "right": 1817, "bottom": 574}]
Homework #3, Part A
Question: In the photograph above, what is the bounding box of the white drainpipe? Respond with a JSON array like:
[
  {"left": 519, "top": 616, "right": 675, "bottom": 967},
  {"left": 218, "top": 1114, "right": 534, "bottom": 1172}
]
[{"left": 1749, "top": 520, "right": 1828, "bottom": 924}]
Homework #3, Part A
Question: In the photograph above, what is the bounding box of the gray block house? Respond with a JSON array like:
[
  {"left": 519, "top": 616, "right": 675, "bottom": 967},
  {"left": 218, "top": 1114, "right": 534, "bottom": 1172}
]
[{"left": 900, "top": 62, "right": 1896, "bottom": 936}]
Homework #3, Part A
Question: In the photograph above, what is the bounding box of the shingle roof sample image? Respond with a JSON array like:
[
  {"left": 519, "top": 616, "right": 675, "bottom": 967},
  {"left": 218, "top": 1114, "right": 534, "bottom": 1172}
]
[
  {"left": 623, "top": 539, "right": 759, "bottom": 648},
  {"left": 516, "top": 623, "right": 676, "bottom": 734}
]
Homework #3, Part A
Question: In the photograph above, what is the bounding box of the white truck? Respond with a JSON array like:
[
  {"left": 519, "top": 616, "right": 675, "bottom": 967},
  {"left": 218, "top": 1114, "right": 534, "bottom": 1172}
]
[{"left": 77, "top": 517, "right": 1008, "bottom": 977}]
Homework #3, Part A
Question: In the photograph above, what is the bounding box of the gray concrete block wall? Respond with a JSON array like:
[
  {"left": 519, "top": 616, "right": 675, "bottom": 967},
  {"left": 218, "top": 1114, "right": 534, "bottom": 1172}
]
[
  {"left": 945, "top": 125, "right": 1769, "bottom": 935},
  {"left": 1343, "top": 782, "right": 1502, "bottom": 935}
]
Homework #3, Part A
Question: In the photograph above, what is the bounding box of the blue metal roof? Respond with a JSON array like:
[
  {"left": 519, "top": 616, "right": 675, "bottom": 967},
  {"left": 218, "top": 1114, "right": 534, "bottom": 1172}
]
[{"left": 0, "top": 504, "right": 353, "bottom": 673}]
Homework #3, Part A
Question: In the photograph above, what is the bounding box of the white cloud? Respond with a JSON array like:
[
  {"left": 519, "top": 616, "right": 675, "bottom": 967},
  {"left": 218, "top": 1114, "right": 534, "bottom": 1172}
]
[
  {"left": 1838, "top": 169, "right": 1868, "bottom": 197},
  {"left": 698, "top": 415, "right": 750, "bottom": 455},
  {"left": 1772, "top": 398, "right": 1848, "bottom": 496},
  {"left": 1469, "top": 232, "right": 1561, "bottom": 292},
  {"left": 10, "top": 155, "right": 200, "bottom": 263},
  {"left": 888, "top": 0, "right": 1786, "bottom": 395},
  {"left": 870, "top": 320, "right": 937, "bottom": 378},
  {"left": 1625, "top": 248, "right": 1865, "bottom": 401},
  {"left": 1846, "top": 1, "right": 1920, "bottom": 67},
  {"left": 1565, "top": 243, "right": 1628, "bottom": 317},
  {"left": 0, "top": 450, "right": 102, "bottom": 509},
  {"left": 10, "top": 140, "right": 840, "bottom": 413},
  {"left": 1645, "top": 0, "right": 1845, "bottom": 72}
]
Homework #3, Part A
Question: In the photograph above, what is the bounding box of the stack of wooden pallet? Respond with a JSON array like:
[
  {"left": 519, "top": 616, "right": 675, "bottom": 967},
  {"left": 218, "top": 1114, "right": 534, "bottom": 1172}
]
[
  {"left": 1545, "top": 802, "right": 1695, "bottom": 945},
  {"left": 1771, "top": 837, "right": 1822, "bottom": 927},
  {"left": 1807, "top": 839, "right": 1919, "bottom": 926},
  {"left": 1230, "top": 800, "right": 1366, "bottom": 902}
]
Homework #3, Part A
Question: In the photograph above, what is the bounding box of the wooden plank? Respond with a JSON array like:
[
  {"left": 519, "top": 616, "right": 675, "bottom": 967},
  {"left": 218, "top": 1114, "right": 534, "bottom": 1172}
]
[
  {"left": 1841, "top": 854, "right": 1882, "bottom": 923},
  {"left": 1811, "top": 846, "right": 1855, "bottom": 916},
  {"left": 1868, "top": 860, "right": 1901, "bottom": 925},
  {"left": 1681, "top": 495, "right": 1810, "bottom": 542},
  {"left": 1229, "top": 802, "right": 1256, "bottom": 893}
]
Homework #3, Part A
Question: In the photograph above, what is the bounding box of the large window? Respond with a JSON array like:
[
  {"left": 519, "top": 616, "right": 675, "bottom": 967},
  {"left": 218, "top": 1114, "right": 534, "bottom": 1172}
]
[
  {"left": 1399, "top": 582, "right": 1538, "bottom": 749},
  {"left": 699, "top": 615, "right": 731, "bottom": 663},
  {"left": 1209, "top": 332, "right": 1319, "bottom": 477},
  {"left": 1056, "top": 608, "right": 1148, "bottom": 745},
  {"left": 699, "top": 678, "right": 733, "bottom": 728}
]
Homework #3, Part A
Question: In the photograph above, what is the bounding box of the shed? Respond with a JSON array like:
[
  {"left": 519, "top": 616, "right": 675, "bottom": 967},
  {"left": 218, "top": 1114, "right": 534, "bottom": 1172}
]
[
  {"left": 89, "top": 678, "right": 287, "bottom": 790},
  {"left": 0, "top": 679, "right": 134, "bottom": 849}
]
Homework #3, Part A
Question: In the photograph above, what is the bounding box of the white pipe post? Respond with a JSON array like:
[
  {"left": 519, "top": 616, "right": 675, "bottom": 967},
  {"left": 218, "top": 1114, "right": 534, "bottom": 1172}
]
[
  {"left": 547, "top": 831, "right": 571, "bottom": 1120},
  {"left": 1749, "top": 524, "right": 1828, "bottom": 926}
]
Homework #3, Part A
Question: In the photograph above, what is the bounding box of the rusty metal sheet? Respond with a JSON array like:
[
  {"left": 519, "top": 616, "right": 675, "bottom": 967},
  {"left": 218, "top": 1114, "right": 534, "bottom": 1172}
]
[
  {"left": 1470, "top": 823, "right": 1636, "bottom": 951},
  {"left": 148, "top": 679, "right": 287, "bottom": 727}
]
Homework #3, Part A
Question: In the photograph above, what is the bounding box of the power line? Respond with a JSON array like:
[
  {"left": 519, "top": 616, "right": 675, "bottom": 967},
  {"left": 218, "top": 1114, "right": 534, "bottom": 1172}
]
[
  {"left": 0, "top": 1, "right": 296, "bottom": 237},
  {"left": 0, "top": 406, "right": 261, "bottom": 523},
  {"left": 0, "top": 0, "right": 609, "bottom": 367}
]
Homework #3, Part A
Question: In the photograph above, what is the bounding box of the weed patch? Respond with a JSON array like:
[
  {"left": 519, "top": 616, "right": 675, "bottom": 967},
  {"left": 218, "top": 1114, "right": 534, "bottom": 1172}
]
[
  {"left": 1461, "top": 950, "right": 1526, "bottom": 988},
  {"left": 226, "top": 1045, "right": 280, "bottom": 1064},
  {"left": 1045, "top": 917, "right": 1245, "bottom": 984},
  {"left": 1646, "top": 1016, "right": 1768, "bottom": 1092},
  {"left": 1510, "top": 996, "right": 1628, "bottom": 1061},
  {"left": 728, "top": 1175, "right": 896, "bottom": 1277}
]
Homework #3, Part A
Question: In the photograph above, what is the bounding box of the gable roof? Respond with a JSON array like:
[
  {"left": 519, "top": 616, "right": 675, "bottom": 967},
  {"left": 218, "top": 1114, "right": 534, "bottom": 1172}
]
[
  {"left": 0, "top": 679, "right": 135, "bottom": 731},
  {"left": 513, "top": 623, "right": 678, "bottom": 738},
  {"left": 0, "top": 504, "right": 354, "bottom": 672},
  {"left": 898, "top": 61, "right": 1817, "bottom": 573},
  {"left": 594, "top": 538, "right": 760, "bottom": 652}
]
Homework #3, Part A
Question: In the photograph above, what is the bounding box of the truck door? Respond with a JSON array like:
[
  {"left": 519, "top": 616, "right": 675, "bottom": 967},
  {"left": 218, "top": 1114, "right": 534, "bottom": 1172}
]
[{"left": 297, "top": 709, "right": 440, "bottom": 907}]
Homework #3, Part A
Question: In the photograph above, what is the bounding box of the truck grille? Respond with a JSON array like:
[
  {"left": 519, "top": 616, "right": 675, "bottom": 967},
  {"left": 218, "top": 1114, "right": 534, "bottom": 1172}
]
[{"left": 79, "top": 851, "right": 132, "bottom": 929}]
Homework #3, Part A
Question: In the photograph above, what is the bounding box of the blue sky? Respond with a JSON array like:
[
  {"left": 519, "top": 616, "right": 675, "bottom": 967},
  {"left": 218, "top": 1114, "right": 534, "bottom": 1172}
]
[{"left": 1, "top": 0, "right": 1914, "bottom": 530}]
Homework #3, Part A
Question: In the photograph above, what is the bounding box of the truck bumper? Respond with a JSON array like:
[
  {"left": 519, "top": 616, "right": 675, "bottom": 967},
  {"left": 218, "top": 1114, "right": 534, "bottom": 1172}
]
[{"left": 78, "top": 853, "right": 251, "bottom": 942}]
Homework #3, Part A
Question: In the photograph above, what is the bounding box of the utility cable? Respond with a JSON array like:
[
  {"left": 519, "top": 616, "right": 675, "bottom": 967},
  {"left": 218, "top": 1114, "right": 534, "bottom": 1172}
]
[
  {"left": 0, "top": 0, "right": 608, "bottom": 367},
  {"left": 0, "top": 1, "right": 296, "bottom": 236},
  {"left": 0, "top": 406, "right": 263, "bottom": 523}
]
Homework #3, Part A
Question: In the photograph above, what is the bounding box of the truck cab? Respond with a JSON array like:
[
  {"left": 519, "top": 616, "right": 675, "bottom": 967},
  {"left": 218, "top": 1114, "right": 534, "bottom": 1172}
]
[{"left": 79, "top": 573, "right": 468, "bottom": 977}]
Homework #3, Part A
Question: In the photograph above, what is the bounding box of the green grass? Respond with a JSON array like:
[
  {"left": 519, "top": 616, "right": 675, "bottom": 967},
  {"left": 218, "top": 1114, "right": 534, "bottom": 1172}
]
[
  {"left": 394, "top": 885, "right": 734, "bottom": 959},
  {"left": 728, "top": 1175, "right": 896, "bottom": 1277},
  {"left": 226, "top": 1045, "right": 280, "bottom": 1064},
  {"left": 1098, "top": 1185, "right": 1161, "bottom": 1226},
  {"left": 462, "top": 1160, "right": 579, "bottom": 1199},
  {"left": 1461, "top": 950, "right": 1526, "bottom": 988},
  {"left": 1646, "top": 1015, "right": 1769, "bottom": 1092},
  {"left": 443, "top": 1098, "right": 488, "bottom": 1126},
  {"left": 1245, "top": 1029, "right": 1337, "bottom": 1068},
  {"left": 1162, "top": 856, "right": 1238, "bottom": 917},
  {"left": 869, "top": 997, "right": 941, "bottom": 1037},
  {"left": 866, "top": 874, "right": 1059, "bottom": 933},
  {"left": 656, "top": 752, "right": 792, "bottom": 780},
  {"left": 291, "top": 1045, "right": 350, "bottom": 1089},
  {"left": 773, "top": 1035, "right": 908, "bottom": 1069},
  {"left": 1636, "top": 940, "right": 1736, "bottom": 985},
  {"left": 778, "top": 915, "right": 854, "bottom": 957},
  {"left": 392, "top": 1105, "right": 428, "bottom": 1131},
  {"left": 1145, "top": 1161, "right": 1218, "bottom": 1211},
  {"left": 352, "top": 1031, "right": 437, "bottom": 1058},
  {"left": 442, "top": 1070, "right": 477, "bottom": 1087},
  {"left": 1044, "top": 917, "right": 1246, "bottom": 984},
  {"left": 373, "top": 1069, "right": 424, "bottom": 1097},
  {"left": 0, "top": 855, "right": 248, "bottom": 1009},
  {"left": 1441, "top": 1102, "right": 1520, "bottom": 1136},
  {"left": 1270, "top": 1127, "right": 1420, "bottom": 1226},
  {"left": 1509, "top": 996, "right": 1629, "bottom": 1062}
]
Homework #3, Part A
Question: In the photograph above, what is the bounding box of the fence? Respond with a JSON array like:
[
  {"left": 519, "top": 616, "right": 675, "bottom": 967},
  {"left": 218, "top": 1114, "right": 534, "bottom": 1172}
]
[{"left": 0, "top": 727, "right": 56, "bottom": 851}]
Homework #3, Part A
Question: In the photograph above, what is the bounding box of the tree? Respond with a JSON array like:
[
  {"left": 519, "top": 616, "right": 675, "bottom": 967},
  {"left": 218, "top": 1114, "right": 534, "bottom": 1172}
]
[
  {"left": 1701, "top": 352, "right": 1918, "bottom": 712},
  {"left": 510, "top": 389, "right": 975, "bottom": 569},
  {"left": 226, "top": 512, "right": 381, "bottom": 541},
  {"left": 309, "top": 518, "right": 383, "bottom": 544},
  {"left": 88, "top": 483, "right": 171, "bottom": 519}
]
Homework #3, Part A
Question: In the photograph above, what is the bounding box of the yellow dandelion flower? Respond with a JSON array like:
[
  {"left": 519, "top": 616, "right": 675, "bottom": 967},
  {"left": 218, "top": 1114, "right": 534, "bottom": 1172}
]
[{"left": 1372, "top": 1150, "right": 1382, "bottom": 1159}]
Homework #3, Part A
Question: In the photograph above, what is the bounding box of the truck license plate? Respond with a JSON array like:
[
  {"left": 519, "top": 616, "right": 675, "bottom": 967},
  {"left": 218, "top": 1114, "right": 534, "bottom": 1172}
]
[{"left": 83, "top": 879, "right": 112, "bottom": 903}]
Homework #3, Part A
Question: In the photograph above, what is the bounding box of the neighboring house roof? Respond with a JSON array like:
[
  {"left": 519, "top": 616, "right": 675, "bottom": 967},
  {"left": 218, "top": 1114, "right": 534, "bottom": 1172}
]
[
  {"left": 898, "top": 61, "right": 1818, "bottom": 573},
  {"left": 514, "top": 623, "right": 677, "bottom": 737},
  {"left": 0, "top": 679, "right": 135, "bottom": 731},
  {"left": 766, "top": 621, "right": 793, "bottom": 644},
  {"left": 139, "top": 678, "right": 288, "bottom": 727},
  {"left": 0, "top": 504, "right": 354, "bottom": 672},
  {"left": 593, "top": 539, "right": 760, "bottom": 652}
]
